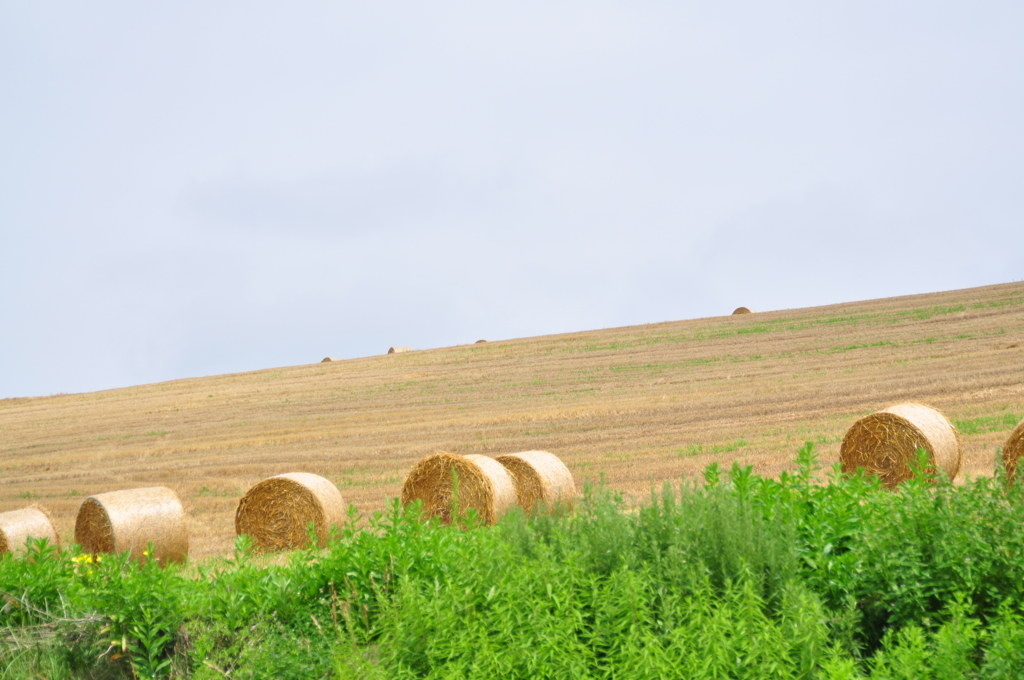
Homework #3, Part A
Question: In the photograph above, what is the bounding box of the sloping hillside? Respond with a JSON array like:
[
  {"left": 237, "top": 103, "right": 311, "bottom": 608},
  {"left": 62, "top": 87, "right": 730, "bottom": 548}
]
[{"left": 2, "top": 282, "right": 1023, "bottom": 558}]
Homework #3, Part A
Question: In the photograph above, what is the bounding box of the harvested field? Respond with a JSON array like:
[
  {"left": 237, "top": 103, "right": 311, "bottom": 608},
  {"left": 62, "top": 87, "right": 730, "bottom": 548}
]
[{"left": 1, "top": 282, "right": 1023, "bottom": 559}]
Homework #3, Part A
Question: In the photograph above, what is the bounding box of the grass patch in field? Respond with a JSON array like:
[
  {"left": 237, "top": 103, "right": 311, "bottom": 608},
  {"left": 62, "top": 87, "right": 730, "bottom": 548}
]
[
  {"left": 194, "top": 486, "right": 237, "bottom": 498},
  {"left": 677, "top": 438, "right": 749, "bottom": 457},
  {"left": 914, "top": 304, "right": 966, "bottom": 320},
  {"left": 144, "top": 430, "right": 168, "bottom": 437},
  {"left": 609, "top": 358, "right": 718, "bottom": 375},
  {"left": 572, "top": 333, "right": 688, "bottom": 353},
  {"left": 829, "top": 340, "right": 898, "bottom": 353},
  {"left": 971, "top": 296, "right": 1024, "bottom": 310},
  {"left": 954, "top": 413, "right": 1022, "bottom": 434}
]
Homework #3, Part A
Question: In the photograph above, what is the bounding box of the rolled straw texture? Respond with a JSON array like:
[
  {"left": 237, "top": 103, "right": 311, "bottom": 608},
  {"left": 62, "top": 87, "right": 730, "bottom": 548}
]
[
  {"left": 495, "top": 451, "right": 577, "bottom": 514},
  {"left": 235, "top": 473, "right": 346, "bottom": 552},
  {"left": 840, "top": 403, "right": 962, "bottom": 489},
  {"left": 401, "top": 452, "right": 516, "bottom": 525},
  {"left": 0, "top": 506, "right": 59, "bottom": 555},
  {"left": 732, "top": 307, "right": 754, "bottom": 315},
  {"left": 388, "top": 346, "right": 412, "bottom": 354},
  {"left": 1002, "top": 417, "right": 1024, "bottom": 484},
  {"left": 75, "top": 487, "right": 189, "bottom": 564}
]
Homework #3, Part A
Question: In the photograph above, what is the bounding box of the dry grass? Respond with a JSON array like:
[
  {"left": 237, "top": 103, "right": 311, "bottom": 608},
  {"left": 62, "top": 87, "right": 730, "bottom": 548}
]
[
  {"left": 1004, "top": 417, "right": 1024, "bottom": 484},
  {"left": 495, "top": 451, "right": 576, "bottom": 513},
  {"left": 235, "top": 472, "right": 345, "bottom": 552},
  {"left": 74, "top": 487, "right": 188, "bottom": 564},
  {"left": 1, "top": 281, "right": 1022, "bottom": 559},
  {"left": 401, "top": 452, "right": 517, "bottom": 524},
  {"left": 0, "top": 506, "right": 59, "bottom": 555},
  {"left": 840, "top": 403, "right": 961, "bottom": 488}
]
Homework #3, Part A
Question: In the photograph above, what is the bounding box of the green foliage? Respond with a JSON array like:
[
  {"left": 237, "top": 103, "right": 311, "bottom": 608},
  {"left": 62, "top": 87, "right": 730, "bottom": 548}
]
[{"left": 5, "top": 440, "right": 1024, "bottom": 678}]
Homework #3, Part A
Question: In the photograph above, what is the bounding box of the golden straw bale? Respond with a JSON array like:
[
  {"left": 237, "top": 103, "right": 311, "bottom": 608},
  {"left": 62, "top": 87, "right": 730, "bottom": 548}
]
[
  {"left": 0, "top": 505, "right": 59, "bottom": 555},
  {"left": 388, "top": 346, "right": 412, "bottom": 354},
  {"left": 475, "top": 339, "right": 488, "bottom": 344},
  {"left": 1002, "top": 417, "right": 1024, "bottom": 484},
  {"left": 732, "top": 307, "right": 754, "bottom": 315},
  {"left": 321, "top": 357, "right": 341, "bottom": 363},
  {"left": 235, "top": 473, "right": 346, "bottom": 552},
  {"left": 840, "top": 403, "right": 962, "bottom": 488},
  {"left": 75, "top": 487, "right": 189, "bottom": 564},
  {"left": 401, "top": 452, "right": 516, "bottom": 524},
  {"left": 495, "top": 451, "right": 576, "bottom": 514}
]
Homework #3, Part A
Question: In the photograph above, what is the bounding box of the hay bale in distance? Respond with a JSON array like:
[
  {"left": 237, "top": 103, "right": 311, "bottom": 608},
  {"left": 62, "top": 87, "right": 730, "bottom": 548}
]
[
  {"left": 321, "top": 357, "right": 341, "bottom": 363},
  {"left": 495, "top": 451, "right": 576, "bottom": 514},
  {"left": 1002, "top": 417, "right": 1024, "bottom": 484},
  {"left": 401, "top": 452, "right": 516, "bottom": 525},
  {"left": 475, "top": 339, "right": 487, "bottom": 344},
  {"left": 75, "top": 487, "right": 189, "bottom": 564},
  {"left": 840, "top": 403, "right": 962, "bottom": 488},
  {"left": 388, "top": 346, "right": 412, "bottom": 354},
  {"left": 0, "top": 506, "right": 59, "bottom": 555},
  {"left": 732, "top": 307, "right": 754, "bottom": 315},
  {"left": 235, "top": 473, "right": 346, "bottom": 552}
]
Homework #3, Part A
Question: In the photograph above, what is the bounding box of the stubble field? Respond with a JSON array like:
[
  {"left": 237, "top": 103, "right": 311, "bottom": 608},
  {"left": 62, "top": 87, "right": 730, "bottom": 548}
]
[{"left": 2, "top": 282, "right": 1023, "bottom": 560}]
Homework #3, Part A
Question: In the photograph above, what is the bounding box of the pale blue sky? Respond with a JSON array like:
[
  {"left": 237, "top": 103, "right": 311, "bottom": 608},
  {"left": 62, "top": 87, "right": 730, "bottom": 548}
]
[{"left": 2, "top": 2, "right": 1022, "bottom": 398}]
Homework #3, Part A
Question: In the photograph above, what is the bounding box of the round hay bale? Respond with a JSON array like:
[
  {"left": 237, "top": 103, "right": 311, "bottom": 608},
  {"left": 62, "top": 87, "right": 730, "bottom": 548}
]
[
  {"left": 235, "top": 473, "right": 346, "bottom": 552},
  {"left": 840, "top": 403, "right": 962, "bottom": 488},
  {"left": 495, "top": 451, "right": 576, "bottom": 514},
  {"left": 1002, "top": 417, "right": 1024, "bottom": 484},
  {"left": 388, "top": 346, "right": 412, "bottom": 354},
  {"left": 475, "top": 339, "right": 487, "bottom": 344},
  {"left": 321, "top": 357, "right": 341, "bottom": 363},
  {"left": 75, "top": 487, "right": 189, "bottom": 564},
  {"left": 401, "top": 452, "right": 516, "bottom": 525},
  {"left": 732, "top": 307, "right": 754, "bottom": 315},
  {"left": 0, "top": 505, "right": 59, "bottom": 555}
]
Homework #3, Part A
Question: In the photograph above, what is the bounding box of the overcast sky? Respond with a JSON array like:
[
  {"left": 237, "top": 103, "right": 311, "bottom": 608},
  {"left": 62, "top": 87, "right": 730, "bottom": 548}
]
[{"left": 2, "top": 2, "right": 1022, "bottom": 399}]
